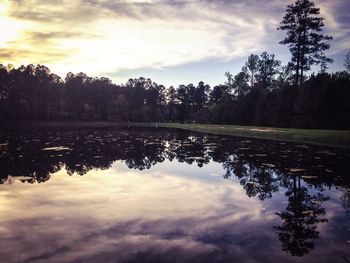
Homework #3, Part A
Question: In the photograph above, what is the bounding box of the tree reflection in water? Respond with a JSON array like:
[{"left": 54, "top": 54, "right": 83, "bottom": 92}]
[
  {"left": 0, "top": 127, "right": 349, "bottom": 257},
  {"left": 342, "top": 189, "right": 350, "bottom": 215},
  {"left": 274, "top": 175, "right": 329, "bottom": 257}
]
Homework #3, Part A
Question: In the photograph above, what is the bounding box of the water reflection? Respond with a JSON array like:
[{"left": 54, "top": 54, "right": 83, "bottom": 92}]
[
  {"left": 274, "top": 175, "right": 329, "bottom": 257},
  {"left": 0, "top": 127, "right": 349, "bottom": 262}
]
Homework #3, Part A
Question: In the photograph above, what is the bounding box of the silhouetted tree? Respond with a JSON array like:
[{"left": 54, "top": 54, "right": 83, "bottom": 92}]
[
  {"left": 245, "top": 54, "right": 259, "bottom": 86},
  {"left": 341, "top": 189, "right": 350, "bottom": 215},
  {"left": 165, "top": 86, "right": 177, "bottom": 122},
  {"left": 0, "top": 61, "right": 349, "bottom": 129},
  {"left": 233, "top": 68, "right": 250, "bottom": 97},
  {"left": 278, "top": 0, "right": 333, "bottom": 87},
  {"left": 345, "top": 50, "right": 350, "bottom": 73},
  {"left": 278, "top": 62, "right": 295, "bottom": 86},
  {"left": 256, "top": 52, "right": 281, "bottom": 89}
]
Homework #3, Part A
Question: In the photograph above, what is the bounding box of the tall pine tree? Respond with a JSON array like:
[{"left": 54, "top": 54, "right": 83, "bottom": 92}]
[
  {"left": 278, "top": 0, "right": 332, "bottom": 87},
  {"left": 345, "top": 50, "right": 350, "bottom": 73}
]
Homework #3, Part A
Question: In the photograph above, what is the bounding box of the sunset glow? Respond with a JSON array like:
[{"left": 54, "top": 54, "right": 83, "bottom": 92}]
[{"left": 1, "top": 0, "right": 349, "bottom": 85}]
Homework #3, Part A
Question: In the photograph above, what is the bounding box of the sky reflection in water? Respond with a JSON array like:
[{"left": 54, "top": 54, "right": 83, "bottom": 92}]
[{"left": 0, "top": 128, "right": 349, "bottom": 263}]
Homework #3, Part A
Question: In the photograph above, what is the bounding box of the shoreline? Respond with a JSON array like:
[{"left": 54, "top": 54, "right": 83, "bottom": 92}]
[
  {"left": 1, "top": 121, "right": 350, "bottom": 149},
  {"left": 132, "top": 122, "right": 350, "bottom": 149}
]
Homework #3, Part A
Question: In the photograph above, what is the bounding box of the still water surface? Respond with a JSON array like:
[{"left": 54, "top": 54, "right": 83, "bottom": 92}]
[{"left": 0, "top": 127, "right": 349, "bottom": 263}]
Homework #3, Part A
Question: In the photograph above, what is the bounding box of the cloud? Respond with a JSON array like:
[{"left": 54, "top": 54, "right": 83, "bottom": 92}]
[
  {"left": 0, "top": 0, "right": 349, "bottom": 80},
  {"left": 317, "top": 0, "right": 350, "bottom": 54},
  {"left": 0, "top": 162, "right": 269, "bottom": 263},
  {"left": 1, "top": 161, "right": 348, "bottom": 263}
]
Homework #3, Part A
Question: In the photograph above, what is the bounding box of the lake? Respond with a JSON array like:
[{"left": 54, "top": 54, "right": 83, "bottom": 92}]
[{"left": 0, "top": 127, "right": 349, "bottom": 263}]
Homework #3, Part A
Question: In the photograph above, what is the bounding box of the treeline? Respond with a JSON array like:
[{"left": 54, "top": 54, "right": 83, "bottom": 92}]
[
  {"left": 1, "top": 0, "right": 349, "bottom": 129},
  {"left": 0, "top": 57, "right": 350, "bottom": 129}
]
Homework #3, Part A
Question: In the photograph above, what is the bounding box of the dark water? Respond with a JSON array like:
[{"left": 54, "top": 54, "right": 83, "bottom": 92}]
[{"left": 0, "top": 127, "right": 349, "bottom": 263}]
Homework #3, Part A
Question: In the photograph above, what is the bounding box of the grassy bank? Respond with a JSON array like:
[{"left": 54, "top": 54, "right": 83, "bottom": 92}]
[
  {"left": 132, "top": 122, "right": 350, "bottom": 149},
  {"left": 2, "top": 121, "right": 350, "bottom": 148}
]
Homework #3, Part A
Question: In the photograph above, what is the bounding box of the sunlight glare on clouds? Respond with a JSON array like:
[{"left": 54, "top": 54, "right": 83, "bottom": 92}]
[
  {"left": 44, "top": 14, "right": 264, "bottom": 77},
  {"left": 0, "top": 0, "right": 271, "bottom": 77},
  {"left": 0, "top": 1, "right": 31, "bottom": 49},
  {"left": 53, "top": 18, "right": 228, "bottom": 75},
  {"left": 0, "top": 0, "right": 349, "bottom": 81}
]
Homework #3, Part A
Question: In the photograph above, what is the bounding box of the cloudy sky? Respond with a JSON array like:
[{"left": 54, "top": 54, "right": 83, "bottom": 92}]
[{"left": 1, "top": 0, "right": 349, "bottom": 86}]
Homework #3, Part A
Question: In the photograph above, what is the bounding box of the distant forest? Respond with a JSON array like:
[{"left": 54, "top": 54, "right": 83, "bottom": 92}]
[
  {"left": 0, "top": 61, "right": 349, "bottom": 129},
  {"left": 1, "top": 0, "right": 350, "bottom": 129}
]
